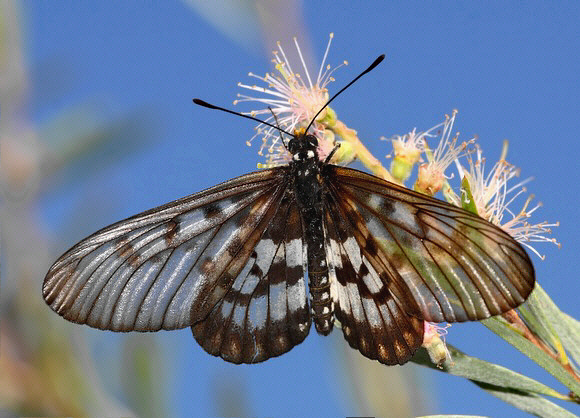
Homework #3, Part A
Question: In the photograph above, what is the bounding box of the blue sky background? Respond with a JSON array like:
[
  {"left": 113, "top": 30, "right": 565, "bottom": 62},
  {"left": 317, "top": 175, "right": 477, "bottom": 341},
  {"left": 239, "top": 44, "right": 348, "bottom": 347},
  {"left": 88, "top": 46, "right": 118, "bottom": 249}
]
[{"left": 20, "top": 1, "right": 579, "bottom": 416}]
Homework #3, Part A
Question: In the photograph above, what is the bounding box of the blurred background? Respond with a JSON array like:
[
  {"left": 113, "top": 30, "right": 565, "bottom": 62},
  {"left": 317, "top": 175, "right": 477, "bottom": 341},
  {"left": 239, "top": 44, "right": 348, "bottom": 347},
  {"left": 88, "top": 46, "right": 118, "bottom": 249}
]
[{"left": 1, "top": 1, "right": 579, "bottom": 416}]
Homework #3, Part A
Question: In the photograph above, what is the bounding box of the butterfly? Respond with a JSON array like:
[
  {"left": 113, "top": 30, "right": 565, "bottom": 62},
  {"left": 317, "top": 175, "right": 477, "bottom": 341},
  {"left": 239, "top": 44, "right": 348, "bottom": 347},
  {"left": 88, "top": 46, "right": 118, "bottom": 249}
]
[{"left": 43, "top": 55, "right": 535, "bottom": 365}]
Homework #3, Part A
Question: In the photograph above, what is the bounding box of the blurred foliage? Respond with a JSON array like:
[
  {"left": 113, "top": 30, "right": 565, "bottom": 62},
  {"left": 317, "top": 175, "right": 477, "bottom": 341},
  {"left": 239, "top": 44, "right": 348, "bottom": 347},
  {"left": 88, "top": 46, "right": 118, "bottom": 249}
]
[{"left": 0, "top": 1, "right": 163, "bottom": 416}]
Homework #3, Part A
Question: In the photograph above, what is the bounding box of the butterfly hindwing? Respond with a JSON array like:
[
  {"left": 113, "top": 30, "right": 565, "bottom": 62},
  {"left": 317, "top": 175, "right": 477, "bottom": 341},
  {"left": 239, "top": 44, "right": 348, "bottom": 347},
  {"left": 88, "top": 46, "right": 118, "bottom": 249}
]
[
  {"left": 191, "top": 188, "right": 311, "bottom": 363},
  {"left": 324, "top": 193, "right": 424, "bottom": 365},
  {"left": 42, "top": 169, "right": 286, "bottom": 332},
  {"left": 326, "top": 165, "right": 535, "bottom": 324}
]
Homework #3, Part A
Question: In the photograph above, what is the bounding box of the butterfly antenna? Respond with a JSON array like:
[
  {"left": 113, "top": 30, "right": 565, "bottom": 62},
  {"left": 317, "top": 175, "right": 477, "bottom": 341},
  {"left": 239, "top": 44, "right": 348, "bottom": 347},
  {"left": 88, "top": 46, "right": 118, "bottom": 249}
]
[
  {"left": 268, "top": 106, "right": 290, "bottom": 149},
  {"left": 193, "top": 99, "right": 294, "bottom": 137},
  {"left": 304, "top": 54, "right": 385, "bottom": 134}
]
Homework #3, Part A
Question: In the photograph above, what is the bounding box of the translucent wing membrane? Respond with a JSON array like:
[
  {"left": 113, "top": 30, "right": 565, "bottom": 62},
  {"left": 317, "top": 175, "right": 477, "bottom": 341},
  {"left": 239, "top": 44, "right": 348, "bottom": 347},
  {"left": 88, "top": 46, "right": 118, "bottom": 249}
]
[
  {"left": 326, "top": 166, "right": 535, "bottom": 324},
  {"left": 43, "top": 154, "right": 536, "bottom": 367},
  {"left": 192, "top": 191, "right": 310, "bottom": 363},
  {"left": 43, "top": 169, "right": 286, "bottom": 332},
  {"left": 324, "top": 202, "right": 424, "bottom": 365}
]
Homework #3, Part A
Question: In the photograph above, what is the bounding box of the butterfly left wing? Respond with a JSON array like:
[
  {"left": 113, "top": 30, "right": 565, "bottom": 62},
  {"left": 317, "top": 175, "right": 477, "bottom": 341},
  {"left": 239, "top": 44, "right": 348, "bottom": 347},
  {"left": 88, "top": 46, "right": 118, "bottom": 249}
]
[
  {"left": 43, "top": 167, "right": 312, "bottom": 364},
  {"left": 191, "top": 189, "right": 311, "bottom": 363},
  {"left": 325, "top": 165, "right": 535, "bottom": 325}
]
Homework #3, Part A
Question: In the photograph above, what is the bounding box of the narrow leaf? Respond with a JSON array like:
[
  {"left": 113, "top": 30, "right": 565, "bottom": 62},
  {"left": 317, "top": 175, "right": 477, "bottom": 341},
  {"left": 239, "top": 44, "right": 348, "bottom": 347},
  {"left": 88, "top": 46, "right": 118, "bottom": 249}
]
[
  {"left": 527, "top": 284, "right": 580, "bottom": 369},
  {"left": 459, "top": 175, "right": 479, "bottom": 214},
  {"left": 474, "top": 381, "right": 578, "bottom": 418},
  {"left": 412, "top": 346, "right": 566, "bottom": 399},
  {"left": 562, "top": 313, "right": 580, "bottom": 368},
  {"left": 483, "top": 316, "right": 580, "bottom": 396}
]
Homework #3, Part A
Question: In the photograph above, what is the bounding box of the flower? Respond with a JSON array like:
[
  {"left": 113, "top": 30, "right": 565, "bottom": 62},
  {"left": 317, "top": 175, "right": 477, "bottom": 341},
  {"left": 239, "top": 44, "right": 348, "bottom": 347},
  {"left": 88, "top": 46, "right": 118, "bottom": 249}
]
[
  {"left": 414, "top": 110, "right": 474, "bottom": 195},
  {"left": 453, "top": 141, "right": 560, "bottom": 259},
  {"left": 385, "top": 124, "right": 439, "bottom": 183},
  {"left": 422, "top": 322, "right": 452, "bottom": 367},
  {"left": 390, "top": 128, "right": 425, "bottom": 165},
  {"left": 235, "top": 33, "right": 346, "bottom": 164}
]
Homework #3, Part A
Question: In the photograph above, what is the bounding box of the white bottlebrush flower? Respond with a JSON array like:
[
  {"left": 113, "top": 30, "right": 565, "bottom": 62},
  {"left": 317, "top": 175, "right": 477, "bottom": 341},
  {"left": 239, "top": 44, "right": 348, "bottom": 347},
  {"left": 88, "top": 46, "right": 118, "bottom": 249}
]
[
  {"left": 385, "top": 123, "right": 440, "bottom": 183},
  {"left": 235, "top": 33, "right": 346, "bottom": 164},
  {"left": 454, "top": 142, "right": 560, "bottom": 259},
  {"left": 422, "top": 322, "right": 452, "bottom": 367},
  {"left": 415, "top": 110, "right": 474, "bottom": 195}
]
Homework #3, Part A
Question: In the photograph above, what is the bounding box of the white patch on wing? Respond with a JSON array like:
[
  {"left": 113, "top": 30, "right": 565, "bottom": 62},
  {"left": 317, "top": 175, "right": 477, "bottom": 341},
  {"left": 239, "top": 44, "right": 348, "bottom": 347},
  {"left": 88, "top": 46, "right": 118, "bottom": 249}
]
[
  {"left": 232, "top": 303, "right": 247, "bottom": 328},
  {"left": 247, "top": 294, "right": 267, "bottom": 331},
  {"left": 253, "top": 238, "right": 277, "bottom": 274},
  {"left": 239, "top": 273, "right": 259, "bottom": 295},
  {"left": 347, "top": 282, "right": 364, "bottom": 322},
  {"left": 368, "top": 193, "right": 383, "bottom": 210},
  {"left": 361, "top": 258, "right": 383, "bottom": 294},
  {"left": 285, "top": 238, "right": 303, "bottom": 268},
  {"left": 343, "top": 236, "right": 362, "bottom": 273},
  {"left": 362, "top": 296, "right": 382, "bottom": 328},
  {"left": 229, "top": 254, "right": 257, "bottom": 294},
  {"left": 366, "top": 216, "right": 386, "bottom": 237},
  {"left": 327, "top": 239, "right": 342, "bottom": 269},
  {"left": 287, "top": 280, "right": 306, "bottom": 314},
  {"left": 220, "top": 299, "right": 234, "bottom": 319},
  {"left": 389, "top": 200, "right": 424, "bottom": 237},
  {"left": 270, "top": 282, "right": 287, "bottom": 322}
]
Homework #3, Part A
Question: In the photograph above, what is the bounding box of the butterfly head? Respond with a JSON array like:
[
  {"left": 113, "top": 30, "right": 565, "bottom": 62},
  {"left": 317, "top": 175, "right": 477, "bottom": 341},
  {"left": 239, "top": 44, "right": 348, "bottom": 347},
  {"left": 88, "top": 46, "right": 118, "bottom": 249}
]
[{"left": 288, "top": 129, "right": 319, "bottom": 162}]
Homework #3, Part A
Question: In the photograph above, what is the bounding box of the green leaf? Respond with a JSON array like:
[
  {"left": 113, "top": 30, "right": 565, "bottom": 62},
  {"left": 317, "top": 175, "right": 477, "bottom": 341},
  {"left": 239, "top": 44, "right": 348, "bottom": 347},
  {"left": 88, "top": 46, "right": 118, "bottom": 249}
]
[
  {"left": 525, "top": 284, "right": 580, "bottom": 369},
  {"left": 561, "top": 313, "right": 580, "bottom": 367},
  {"left": 474, "top": 381, "right": 578, "bottom": 418},
  {"left": 518, "top": 302, "right": 563, "bottom": 361},
  {"left": 483, "top": 316, "right": 580, "bottom": 396},
  {"left": 412, "top": 345, "right": 565, "bottom": 399},
  {"left": 459, "top": 175, "right": 479, "bottom": 215}
]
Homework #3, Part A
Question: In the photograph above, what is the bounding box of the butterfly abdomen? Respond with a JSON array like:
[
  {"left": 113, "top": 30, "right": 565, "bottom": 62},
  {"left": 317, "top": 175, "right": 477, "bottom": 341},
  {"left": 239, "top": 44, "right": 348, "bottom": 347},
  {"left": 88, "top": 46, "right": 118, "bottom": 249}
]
[
  {"left": 290, "top": 137, "right": 334, "bottom": 335},
  {"left": 301, "top": 203, "right": 334, "bottom": 336}
]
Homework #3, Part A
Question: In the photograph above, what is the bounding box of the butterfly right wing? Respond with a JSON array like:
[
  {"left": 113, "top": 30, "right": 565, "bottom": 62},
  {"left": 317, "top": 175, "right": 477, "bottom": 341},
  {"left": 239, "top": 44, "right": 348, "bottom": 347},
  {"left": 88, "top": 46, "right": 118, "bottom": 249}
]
[
  {"left": 323, "top": 200, "right": 424, "bottom": 365},
  {"left": 327, "top": 165, "right": 535, "bottom": 324},
  {"left": 43, "top": 168, "right": 289, "bottom": 333}
]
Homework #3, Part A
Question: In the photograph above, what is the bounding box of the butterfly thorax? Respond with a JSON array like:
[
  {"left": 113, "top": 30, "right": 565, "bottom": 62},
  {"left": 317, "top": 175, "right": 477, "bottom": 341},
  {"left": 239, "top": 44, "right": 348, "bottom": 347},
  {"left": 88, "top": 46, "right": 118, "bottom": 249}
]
[{"left": 288, "top": 133, "right": 334, "bottom": 335}]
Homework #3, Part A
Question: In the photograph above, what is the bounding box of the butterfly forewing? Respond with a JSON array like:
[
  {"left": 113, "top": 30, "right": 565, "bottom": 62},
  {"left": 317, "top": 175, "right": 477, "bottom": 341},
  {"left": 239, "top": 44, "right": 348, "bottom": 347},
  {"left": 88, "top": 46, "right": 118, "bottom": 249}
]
[
  {"left": 43, "top": 169, "right": 286, "bottom": 331},
  {"left": 326, "top": 165, "right": 535, "bottom": 324}
]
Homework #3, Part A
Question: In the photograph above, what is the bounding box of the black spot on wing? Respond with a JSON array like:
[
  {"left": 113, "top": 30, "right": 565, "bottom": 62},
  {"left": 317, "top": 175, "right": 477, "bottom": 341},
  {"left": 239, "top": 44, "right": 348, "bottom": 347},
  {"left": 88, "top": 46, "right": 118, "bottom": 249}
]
[
  {"left": 249, "top": 263, "right": 263, "bottom": 278},
  {"left": 202, "top": 202, "right": 221, "bottom": 219},
  {"left": 164, "top": 220, "right": 179, "bottom": 245}
]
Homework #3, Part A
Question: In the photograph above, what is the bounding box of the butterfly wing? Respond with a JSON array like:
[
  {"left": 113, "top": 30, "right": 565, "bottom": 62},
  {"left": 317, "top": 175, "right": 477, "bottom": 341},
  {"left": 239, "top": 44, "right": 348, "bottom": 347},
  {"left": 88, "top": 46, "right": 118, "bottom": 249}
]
[
  {"left": 325, "top": 165, "right": 535, "bottom": 327},
  {"left": 191, "top": 189, "right": 310, "bottom": 363},
  {"left": 324, "top": 204, "right": 424, "bottom": 365}
]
